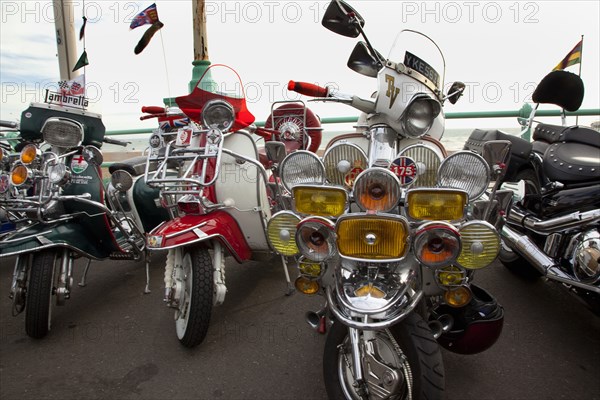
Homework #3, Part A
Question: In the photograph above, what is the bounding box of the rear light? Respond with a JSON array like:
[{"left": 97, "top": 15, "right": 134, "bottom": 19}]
[{"left": 177, "top": 195, "right": 203, "bottom": 215}]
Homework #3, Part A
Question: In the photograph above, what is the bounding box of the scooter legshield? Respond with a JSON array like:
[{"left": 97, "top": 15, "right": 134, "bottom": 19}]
[
  {"left": 147, "top": 211, "right": 252, "bottom": 262},
  {"left": 0, "top": 220, "right": 120, "bottom": 259}
]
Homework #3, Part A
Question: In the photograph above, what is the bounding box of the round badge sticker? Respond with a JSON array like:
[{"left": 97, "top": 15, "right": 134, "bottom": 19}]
[
  {"left": 390, "top": 156, "right": 417, "bottom": 186},
  {"left": 344, "top": 167, "right": 363, "bottom": 188}
]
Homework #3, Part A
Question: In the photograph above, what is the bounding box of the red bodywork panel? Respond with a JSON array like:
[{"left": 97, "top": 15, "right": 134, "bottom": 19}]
[{"left": 149, "top": 211, "right": 252, "bottom": 261}]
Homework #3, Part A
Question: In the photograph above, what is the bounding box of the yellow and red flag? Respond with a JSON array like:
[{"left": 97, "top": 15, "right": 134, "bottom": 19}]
[{"left": 553, "top": 40, "right": 583, "bottom": 71}]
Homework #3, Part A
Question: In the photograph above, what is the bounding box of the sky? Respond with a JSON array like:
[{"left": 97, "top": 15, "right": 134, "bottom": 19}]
[{"left": 1, "top": 0, "right": 599, "bottom": 137}]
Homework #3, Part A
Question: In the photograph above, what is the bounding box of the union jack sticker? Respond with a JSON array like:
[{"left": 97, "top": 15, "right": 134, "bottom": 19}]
[{"left": 390, "top": 156, "right": 417, "bottom": 186}]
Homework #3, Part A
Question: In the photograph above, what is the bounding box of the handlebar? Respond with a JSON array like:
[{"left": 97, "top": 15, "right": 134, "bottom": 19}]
[
  {"left": 0, "top": 120, "right": 18, "bottom": 129},
  {"left": 287, "top": 81, "right": 329, "bottom": 98},
  {"left": 103, "top": 137, "right": 130, "bottom": 147},
  {"left": 141, "top": 106, "right": 166, "bottom": 114},
  {"left": 140, "top": 113, "right": 167, "bottom": 121}
]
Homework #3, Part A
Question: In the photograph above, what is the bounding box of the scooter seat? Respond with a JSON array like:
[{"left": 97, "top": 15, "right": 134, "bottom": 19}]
[
  {"left": 543, "top": 141, "right": 600, "bottom": 183},
  {"left": 108, "top": 156, "right": 150, "bottom": 176},
  {"left": 534, "top": 124, "right": 600, "bottom": 148}
]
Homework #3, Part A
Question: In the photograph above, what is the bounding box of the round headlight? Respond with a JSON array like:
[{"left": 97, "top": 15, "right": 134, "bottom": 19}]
[
  {"left": 295, "top": 217, "right": 336, "bottom": 262},
  {"left": 353, "top": 168, "right": 401, "bottom": 212},
  {"left": 10, "top": 164, "right": 30, "bottom": 187},
  {"left": 437, "top": 151, "right": 490, "bottom": 200},
  {"left": 41, "top": 117, "right": 83, "bottom": 148},
  {"left": 48, "top": 163, "right": 70, "bottom": 185},
  {"left": 280, "top": 151, "right": 325, "bottom": 192},
  {"left": 267, "top": 211, "right": 301, "bottom": 256},
  {"left": 322, "top": 143, "right": 367, "bottom": 188},
  {"left": 202, "top": 99, "right": 235, "bottom": 131},
  {"left": 414, "top": 222, "right": 461, "bottom": 268},
  {"left": 457, "top": 221, "right": 500, "bottom": 269},
  {"left": 20, "top": 144, "right": 40, "bottom": 165},
  {"left": 399, "top": 144, "right": 443, "bottom": 187},
  {"left": 401, "top": 96, "right": 441, "bottom": 138}
]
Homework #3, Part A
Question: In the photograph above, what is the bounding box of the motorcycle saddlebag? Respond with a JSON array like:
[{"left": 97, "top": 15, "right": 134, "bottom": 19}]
[
  {"left": 464, "top": 129, "right": 532, "bottom": 181},
  {"left": 542, "top": 141, "right": 600, "bottom": 183}
]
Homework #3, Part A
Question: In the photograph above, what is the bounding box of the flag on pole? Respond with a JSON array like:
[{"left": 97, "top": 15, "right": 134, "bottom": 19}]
[
  {"left": 72, "top": 50, "right": 89, "bottom": 72},
  {"left": 553, "top": 40, "right": 583, "bottom": 71},
  {"left": 79, "top": 16, "right": 87, "bottom": 40},
  {"left": 130, "top": 3, "right": 159, "bottom": 30},
  {"left": 58, "top": 74, "right": 86, "bottom": 96}
]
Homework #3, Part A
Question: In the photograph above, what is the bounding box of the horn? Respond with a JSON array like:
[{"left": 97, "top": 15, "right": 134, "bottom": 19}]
[
  {"left": 429, "top": 314, "right": 454, "bottom": 339},
  {"left": 306, "top": 307, "right": 327, "bottom": 334}
]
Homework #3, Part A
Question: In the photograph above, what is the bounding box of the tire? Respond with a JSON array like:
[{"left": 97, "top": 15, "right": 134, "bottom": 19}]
[
  {"left": 175, "top": 247, "right": 213, "bottom": 348},
  {"left": 323, "top": 313, "right": 444, "bottom": 400},
  {"left": 499, "top": 168, "right": 542, "bottom": 279},
  {"left": 25, "top": 251, "right": 57, "bottom": 339}
]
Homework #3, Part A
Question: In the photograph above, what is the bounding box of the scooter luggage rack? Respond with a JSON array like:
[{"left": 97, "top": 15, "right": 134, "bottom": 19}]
[{"left": 144, "top": 137, "right": 224, "bottom": 192}]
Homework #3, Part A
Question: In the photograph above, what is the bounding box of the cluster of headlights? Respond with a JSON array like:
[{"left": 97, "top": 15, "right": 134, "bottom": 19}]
[
  {"left": 267, "top": 145, "right": 501, "bottom": 306},
  {"left": 1, "top": 118, "right": 84, "bottom": 195}
]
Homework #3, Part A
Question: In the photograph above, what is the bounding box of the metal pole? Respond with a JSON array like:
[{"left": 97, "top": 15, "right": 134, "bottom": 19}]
[
  {"left": 188, "top": 0, "right": 212, "bottom": 93},
  {"left": 53, "top": 0, "right": 79, "bottom": 81},
  {"left": 576, "top": 35, "right": 584, "bottom": 126}
]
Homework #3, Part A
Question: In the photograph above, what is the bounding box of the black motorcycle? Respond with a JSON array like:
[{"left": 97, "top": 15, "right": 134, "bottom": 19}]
[{"left": 465, "top": 70, "right": 600, "bottom": 313}]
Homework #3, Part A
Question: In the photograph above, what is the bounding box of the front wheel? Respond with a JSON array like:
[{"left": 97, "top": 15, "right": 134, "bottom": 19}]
[
  {"left": 25, "top": 251, "right": 58, "bottom": 339},
  {"left": 323, "top": 313, "right": 445, "bottom": 400},
  {"left": 174, "top": 247, "right": 213, "bottom": 348}
]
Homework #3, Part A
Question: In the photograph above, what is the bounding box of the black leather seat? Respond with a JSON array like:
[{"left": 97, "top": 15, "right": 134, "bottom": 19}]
[
  {"left": 542, "top": 141, "right": 600, "bottom": 183},
  {"left": 108, "top": 156, "right": 150, "bottom": 176}
]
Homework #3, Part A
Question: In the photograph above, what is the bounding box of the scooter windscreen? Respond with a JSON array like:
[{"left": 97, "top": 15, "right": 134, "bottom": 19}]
[
  {"left": 387, "top": 30, "right": 445, "bottom": 95},
  {"left": 175, "top": 64, "right": 255, "bottom": 132},
  {"left": 375, "top": 30, "right": 446, "bottom": 139}
]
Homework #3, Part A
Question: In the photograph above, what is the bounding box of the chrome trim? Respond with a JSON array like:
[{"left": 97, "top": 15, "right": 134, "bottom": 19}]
[
  {"left": 146, "top": 233, "right": 245, "bottom": 263},
  {"left": 507, "top": 206, "right": 600, "bottom": 234},
  {"left": 164, "top": 221, "right": 208, "bottom": 239},
  {"left": 326, "top": 285, "right": 423, "bottom": 330}
]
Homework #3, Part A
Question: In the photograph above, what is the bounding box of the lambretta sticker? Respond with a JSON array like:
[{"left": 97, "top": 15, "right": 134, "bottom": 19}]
[
  {"left": 70, "top": 154, "right": 88, "bottom": 174},
  {"left": 404, "top": 51, "right": 440, "bottom": 87}
]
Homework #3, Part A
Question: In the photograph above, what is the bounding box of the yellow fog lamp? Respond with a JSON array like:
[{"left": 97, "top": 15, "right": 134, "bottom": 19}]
[
  {"left": 292, "top": 185, "right": 347, "bottom": 217},
  {"left": 436, "top": 265, "right": 467, "bottom": 287},
  {"left": 406, "top": 188, "right": 467, "bottom": 221},
  {"left": 10, "top": 164, "right": 30, "bottom": 187},
  {"left": 444, "top": 286, "right": 473, "bottom": 307},
  {"left": 354, "top": 284, "right": 386, "bottom": 299},
  {"left": 298, "top": 257, "right": 323, "bottom": 278},
  {"left": 267, "top": 211, "right": 301, "bottom": 256},
  {"left": 457, "top": 221, "right": 501, "bottom": 269},
  {"left": 20, "top": 144, "right": 40, "bottom": 165},
  {"left": 414, "top": 222, "right": 461, "bottom": 268},
  {"left": 336, "top": 214, "right": 409, "bottom": 261},
  {"left": 294, "top": 276, "right": 320, "bottom": 295}
]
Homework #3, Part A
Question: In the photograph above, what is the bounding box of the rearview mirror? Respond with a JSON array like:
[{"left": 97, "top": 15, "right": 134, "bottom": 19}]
[
  {"left": 482, "top": 140, "right": 511, "bottom": 179},
  {"left": 447, "top": 81, "right": 465, "bottom": 104},
  {"left": 82, "top": 145, "right": 103, "bottom": 166},
  {"left": 347, "top": 42, "right": 382, "bottom": 78},
  {"left": 322, "top": 0, "right": 365, "bottom": 38},
  {"left": 265, "top": 141, "right": 287, "bottom": 165}
]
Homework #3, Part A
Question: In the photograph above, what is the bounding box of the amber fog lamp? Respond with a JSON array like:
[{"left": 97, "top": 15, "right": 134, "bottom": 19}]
[
  {"left": 296, "top": 217, "right": 336, "bottom": 262},
  {"left": 406, "top": 188, "right": 467, "bottom": 221},
  {"left": 20, "top": 144, "right": 40, "bottom": 165},
  {"left": 444, "top": 286, "right": 472, "bottom": 307},
  {"left": 414, "top": 222, "right": 461, "bottom": 268},
  {"left": 457, "top": 221, "right": 500, "bottom": 270},
  {"left": 10, "top": 164, "right": 30, "bottom": 186},
  {"left": 336, "top": 214, "right": 409, "bottom": 261},
  {"left": 294, "top": 276, "right": 320, "bottom": 295},
  {"left": 292, "top": 185, "right": 347, "bottom": 217},
  {"left": 353, "top": 168, "right": 401, "bottom": 212},
  {"left": 267, "top": 211, "right": 301, "bottom": 256}
]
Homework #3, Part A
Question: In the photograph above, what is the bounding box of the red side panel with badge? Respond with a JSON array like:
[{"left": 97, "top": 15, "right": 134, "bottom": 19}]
[{"left": 148, "top": 211, "right": 252, "bottom": 261}]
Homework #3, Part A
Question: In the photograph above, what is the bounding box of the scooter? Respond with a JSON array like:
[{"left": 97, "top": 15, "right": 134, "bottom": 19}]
[
  {"left": 264, "top": 1, "right": 508, "bottom": 398},
  {"left": 0, "top": 101, "right": 167, "bottom": 339},
  {"left": 143, "top": 64, "right": 322, "bottom": 347},
  {"left": 465, "top": 69, "right": 600, "bottom": 314}
]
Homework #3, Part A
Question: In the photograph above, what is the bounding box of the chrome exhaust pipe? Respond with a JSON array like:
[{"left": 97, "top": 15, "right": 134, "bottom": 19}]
[
  {"left": 429, "top": 314, "right": 454, "bottom": 340},
  {"left": 501, "top": 225, "right": 600, "bottom": 294},
  {"left": 507, "top": 207, "right": 600, "bottom": 234},
  {"left": 306, "top": 307, "right": 327, "bottom": 334}
]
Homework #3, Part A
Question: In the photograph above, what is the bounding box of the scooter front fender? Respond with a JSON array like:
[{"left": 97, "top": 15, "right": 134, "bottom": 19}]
[{"left": 147, "top": 211, "right": 252, "bottom": 262}]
